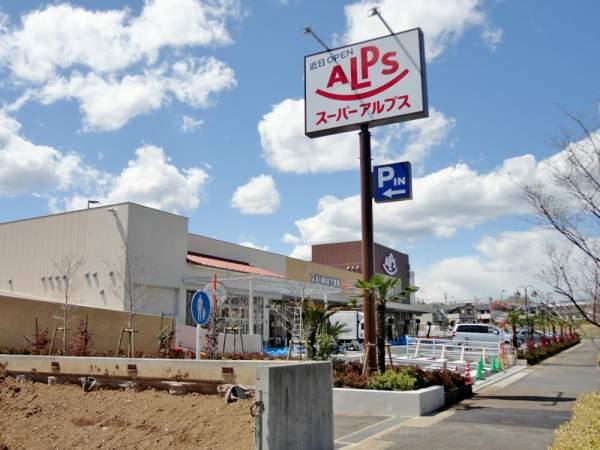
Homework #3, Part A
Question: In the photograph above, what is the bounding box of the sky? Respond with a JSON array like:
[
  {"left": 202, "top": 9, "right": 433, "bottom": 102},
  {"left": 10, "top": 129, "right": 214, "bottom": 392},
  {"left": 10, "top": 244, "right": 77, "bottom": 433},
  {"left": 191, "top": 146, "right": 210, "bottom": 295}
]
[{"left": 0, "top": 0, "right": 599, "bottom": 303}]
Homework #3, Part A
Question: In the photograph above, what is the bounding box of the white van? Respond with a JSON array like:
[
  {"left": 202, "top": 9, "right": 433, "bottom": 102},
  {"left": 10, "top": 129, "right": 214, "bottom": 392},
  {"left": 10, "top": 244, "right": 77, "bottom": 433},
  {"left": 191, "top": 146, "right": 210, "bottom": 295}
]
[{"left": 451, "top": 323, "right": 510, "bottom": 344}]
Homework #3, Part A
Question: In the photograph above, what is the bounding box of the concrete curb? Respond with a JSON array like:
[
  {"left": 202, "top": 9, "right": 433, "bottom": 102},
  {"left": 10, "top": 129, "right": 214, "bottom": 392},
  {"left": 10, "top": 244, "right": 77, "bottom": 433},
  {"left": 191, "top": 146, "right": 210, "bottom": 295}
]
[{"left": 472, "top": 365, "right": 529, "bottom": 393}]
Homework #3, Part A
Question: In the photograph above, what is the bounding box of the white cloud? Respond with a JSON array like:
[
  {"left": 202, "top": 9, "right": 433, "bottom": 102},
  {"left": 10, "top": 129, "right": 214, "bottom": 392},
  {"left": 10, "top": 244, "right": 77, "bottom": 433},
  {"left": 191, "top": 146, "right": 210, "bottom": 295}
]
[
  {"left": 0, "top": 113, "right": 210, "bottom": 213},
  {"left": 285, "top": 127, "right": 600, "bottom": 260},
  {"left": 0, "top": 0, "right": 240, "bottom": 82},
  {"left": 283, "top": 232, "right": 302, "bottom": 245},
  {"left": 74, "top": 145, "right": 209, "bottom": 213},
  {"left": 341, "top": 0, "right": 501, "bottom": 61},
  {"left": 258, "top": 98, "right": 453, "bottom": 173},
  {"left": 0, "top": 112, "right": 97, "bottom": 196},
  {"left": 181, "top": 115, "right": 205, "bottom": 133},
  {"left": 239, "top": 241, "right": 270, "bottom": 251},
  {"left": 290, "top": 245, "right": 312, "bottom": 261},
  {"left": 288, "top": 154, "right": 535, "bottom": 256},
  {"left": 231, "top": 174, "right": 281, "bottom": 215},
  {"left": 0, "top": 1, "right": 239, "bottom": 131},
  {"left": 36, "top": 57, "right": 235, "bottom": 131},
  {"left": 417, "top": 227, "right": 565, "bottom": 301}
]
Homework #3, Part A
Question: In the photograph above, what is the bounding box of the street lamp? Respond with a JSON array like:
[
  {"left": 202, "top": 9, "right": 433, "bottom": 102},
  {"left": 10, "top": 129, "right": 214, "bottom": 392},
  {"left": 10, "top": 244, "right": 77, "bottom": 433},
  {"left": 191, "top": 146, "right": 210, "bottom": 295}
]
[{"left": 515, "top": 285, "right": 538, "bottom": 337}]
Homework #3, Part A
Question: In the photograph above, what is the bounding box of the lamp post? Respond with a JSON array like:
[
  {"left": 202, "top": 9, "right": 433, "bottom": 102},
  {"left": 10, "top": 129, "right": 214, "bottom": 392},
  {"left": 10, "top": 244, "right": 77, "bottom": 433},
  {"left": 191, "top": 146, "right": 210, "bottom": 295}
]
[{"left": 515, "top": 285, "right": 537, "bottom": 337}]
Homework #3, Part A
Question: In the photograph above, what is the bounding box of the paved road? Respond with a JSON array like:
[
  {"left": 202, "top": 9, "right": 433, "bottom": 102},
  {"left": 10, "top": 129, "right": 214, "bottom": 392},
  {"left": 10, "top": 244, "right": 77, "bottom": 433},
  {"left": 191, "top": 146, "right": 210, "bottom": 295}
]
[{"left": 335, "top": 339, "right": 599, "bottom": 450}]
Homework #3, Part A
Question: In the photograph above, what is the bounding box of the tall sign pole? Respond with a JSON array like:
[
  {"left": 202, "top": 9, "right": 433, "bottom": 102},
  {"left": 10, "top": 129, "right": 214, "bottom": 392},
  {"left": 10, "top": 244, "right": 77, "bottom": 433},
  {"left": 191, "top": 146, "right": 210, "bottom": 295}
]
[
  {"left": 304, "top": 13, "right": 427, "bottom": 374},
  {"left": 359, "top": 124, "right": 377, "bottom": 371}
]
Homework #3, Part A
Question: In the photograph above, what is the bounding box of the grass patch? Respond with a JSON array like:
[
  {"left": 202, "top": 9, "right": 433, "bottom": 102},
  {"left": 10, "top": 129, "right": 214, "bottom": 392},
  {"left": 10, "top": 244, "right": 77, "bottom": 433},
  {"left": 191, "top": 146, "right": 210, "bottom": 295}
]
[
  {"left": 551, "top": 391, "right": 600, "bottom": 450},
  {"left": 577, "top": 322, "right": 600, "bottom": 338}
]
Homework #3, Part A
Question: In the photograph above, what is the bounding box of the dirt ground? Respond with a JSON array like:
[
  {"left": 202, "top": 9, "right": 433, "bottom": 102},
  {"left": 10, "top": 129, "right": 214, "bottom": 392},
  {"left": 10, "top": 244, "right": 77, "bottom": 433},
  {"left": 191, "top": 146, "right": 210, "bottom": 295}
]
[{"left": 0, "top": 375, "right": 254, "bottom": 450}]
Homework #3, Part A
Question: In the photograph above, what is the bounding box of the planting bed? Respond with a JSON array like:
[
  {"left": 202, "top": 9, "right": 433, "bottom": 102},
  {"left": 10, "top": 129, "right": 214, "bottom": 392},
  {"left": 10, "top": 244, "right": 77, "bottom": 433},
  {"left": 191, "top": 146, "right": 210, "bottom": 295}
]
[
  {"left": 517, "top": 336, "right": 581, "bottom": 365},
  {"left": 0, "top": 374, "right": 253, "bottom": 450}
]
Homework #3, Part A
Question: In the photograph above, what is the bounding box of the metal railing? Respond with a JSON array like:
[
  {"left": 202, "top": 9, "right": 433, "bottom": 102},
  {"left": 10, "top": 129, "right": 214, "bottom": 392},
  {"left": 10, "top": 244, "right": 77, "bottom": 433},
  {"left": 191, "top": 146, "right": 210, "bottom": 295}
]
[{"left": 340, "top": 337, "right": 517, "bottom": 372}]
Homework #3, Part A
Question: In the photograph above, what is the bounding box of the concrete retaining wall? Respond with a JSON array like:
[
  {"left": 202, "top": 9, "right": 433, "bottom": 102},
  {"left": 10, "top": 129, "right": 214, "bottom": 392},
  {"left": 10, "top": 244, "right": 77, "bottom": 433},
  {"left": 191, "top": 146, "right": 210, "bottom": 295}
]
[
  {"left": 333, "top": 385, "right": 444, "bottom": 416},
  {"left": 0, "top": 354, "right": 299, "bottom": 387},
  {"left": 256, "top": 362, "right": 333, "bottom": 450},
  {"left": 0, "top": 294, "right": 165, "bottom": 354}
]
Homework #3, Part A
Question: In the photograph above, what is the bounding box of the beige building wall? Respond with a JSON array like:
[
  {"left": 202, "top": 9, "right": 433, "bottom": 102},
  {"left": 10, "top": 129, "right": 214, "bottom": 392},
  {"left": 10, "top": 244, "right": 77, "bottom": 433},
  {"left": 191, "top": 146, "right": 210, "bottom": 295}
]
[
  {"left": 285, "top": 257, "right": 360, "bottom": 292},
  {"left": 0, "top": 294, "right": 166, "bottom": 354}
]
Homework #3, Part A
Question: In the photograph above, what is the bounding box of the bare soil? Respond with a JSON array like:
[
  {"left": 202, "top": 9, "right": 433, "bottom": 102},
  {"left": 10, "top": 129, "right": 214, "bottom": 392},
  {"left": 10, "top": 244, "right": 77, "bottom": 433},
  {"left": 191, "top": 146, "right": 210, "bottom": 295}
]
[{"left": 0, "top": 375, "right": 254, "bottom": 450}]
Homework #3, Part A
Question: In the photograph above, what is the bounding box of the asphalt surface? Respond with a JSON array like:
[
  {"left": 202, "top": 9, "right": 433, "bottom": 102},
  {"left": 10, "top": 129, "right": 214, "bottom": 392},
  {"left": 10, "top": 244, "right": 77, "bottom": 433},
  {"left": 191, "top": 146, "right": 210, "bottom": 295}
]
[{"left": 334, "top": 339, "right": 599, "bottom": 450}]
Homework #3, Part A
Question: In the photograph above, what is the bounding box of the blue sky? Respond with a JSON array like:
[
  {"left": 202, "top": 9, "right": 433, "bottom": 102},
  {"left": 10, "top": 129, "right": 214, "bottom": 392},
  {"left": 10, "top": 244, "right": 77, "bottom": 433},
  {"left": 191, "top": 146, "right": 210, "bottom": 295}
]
[{"left": 0, "top": 0, "right": 599, "bottom": 302}]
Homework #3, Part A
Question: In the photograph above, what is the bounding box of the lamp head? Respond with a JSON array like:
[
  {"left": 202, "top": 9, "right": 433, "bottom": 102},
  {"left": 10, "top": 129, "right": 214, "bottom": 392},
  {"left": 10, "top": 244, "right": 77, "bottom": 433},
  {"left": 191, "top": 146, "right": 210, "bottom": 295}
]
[{"left": 367, "top": 7, "right": 380, "bottom": 17}]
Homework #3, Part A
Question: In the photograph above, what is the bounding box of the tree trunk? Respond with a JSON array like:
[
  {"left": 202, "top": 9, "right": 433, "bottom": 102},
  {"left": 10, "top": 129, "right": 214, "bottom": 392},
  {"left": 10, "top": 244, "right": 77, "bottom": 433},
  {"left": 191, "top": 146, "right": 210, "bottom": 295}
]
[
  {"left": 63, "top": 294, "right": 68, "bottom": 355},
  {"left": 376, "top": 302, "right": 386, "bottom": 373}
]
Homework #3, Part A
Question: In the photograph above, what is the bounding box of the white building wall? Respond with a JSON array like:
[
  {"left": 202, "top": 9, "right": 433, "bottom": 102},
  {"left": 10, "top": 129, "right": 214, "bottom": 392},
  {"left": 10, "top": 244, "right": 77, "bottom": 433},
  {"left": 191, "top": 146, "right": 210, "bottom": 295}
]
[
  {"left": 122, "top": 204, "right": 188, "bottom": 319},
  {"left": 0, "top": 204, "right": 130, "bottom": 310}
]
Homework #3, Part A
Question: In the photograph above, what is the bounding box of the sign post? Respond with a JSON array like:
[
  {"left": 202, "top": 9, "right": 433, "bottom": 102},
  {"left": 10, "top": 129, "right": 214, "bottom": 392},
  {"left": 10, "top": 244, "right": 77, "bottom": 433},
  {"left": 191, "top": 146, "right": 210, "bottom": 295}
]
[
  {"left": 305, "top": 23, "right": 427, "bottom": 374},
  {"left": 191, "top": 290, "right": 211, "bottom": 360}
]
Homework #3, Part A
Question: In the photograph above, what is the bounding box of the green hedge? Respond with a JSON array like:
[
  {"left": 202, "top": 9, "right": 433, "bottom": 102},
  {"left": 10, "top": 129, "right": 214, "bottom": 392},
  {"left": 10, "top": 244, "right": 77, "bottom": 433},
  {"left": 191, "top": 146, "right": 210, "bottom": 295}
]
[
  {"left": 517, "top": 337, "right": 580, "bottom": 365},
  {"left": 551, "top": 391, "right": 600, "bottom": 450}
]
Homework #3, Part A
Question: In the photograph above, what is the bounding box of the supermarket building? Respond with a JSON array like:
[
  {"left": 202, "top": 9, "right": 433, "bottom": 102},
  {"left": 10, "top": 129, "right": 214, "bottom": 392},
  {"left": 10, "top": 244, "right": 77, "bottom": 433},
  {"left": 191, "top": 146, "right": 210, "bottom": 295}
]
[{"left": 0, "top": 203, "right": 425, "bottom": 352}]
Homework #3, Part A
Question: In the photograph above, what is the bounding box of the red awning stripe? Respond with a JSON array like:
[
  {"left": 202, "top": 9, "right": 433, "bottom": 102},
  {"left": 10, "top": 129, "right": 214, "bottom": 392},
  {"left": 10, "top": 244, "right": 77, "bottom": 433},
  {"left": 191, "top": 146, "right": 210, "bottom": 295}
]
[{"left": 186, "top": 253, "right": 285, "bottom": 279}]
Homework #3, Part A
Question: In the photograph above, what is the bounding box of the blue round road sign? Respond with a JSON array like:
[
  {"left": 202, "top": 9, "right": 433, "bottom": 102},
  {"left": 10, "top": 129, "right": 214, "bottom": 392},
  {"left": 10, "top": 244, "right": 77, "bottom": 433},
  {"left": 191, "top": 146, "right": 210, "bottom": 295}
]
[{"left": 191, "top": 291, "right": 211, "bottom": 325}]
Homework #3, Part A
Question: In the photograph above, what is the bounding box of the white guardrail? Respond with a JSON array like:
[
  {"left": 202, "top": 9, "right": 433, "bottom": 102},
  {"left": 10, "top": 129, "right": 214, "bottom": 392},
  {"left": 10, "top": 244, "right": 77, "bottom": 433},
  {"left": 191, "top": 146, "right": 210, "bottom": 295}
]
[{"left": 340, "top": 337, "right": 517, "bottom": 372}]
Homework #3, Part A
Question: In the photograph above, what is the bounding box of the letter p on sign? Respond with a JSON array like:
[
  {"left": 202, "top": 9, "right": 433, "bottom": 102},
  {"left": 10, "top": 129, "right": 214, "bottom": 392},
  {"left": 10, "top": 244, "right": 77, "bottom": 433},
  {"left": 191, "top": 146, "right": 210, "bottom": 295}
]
[{"left": 378, "top": 166, "right": 394, "bottom": 188}]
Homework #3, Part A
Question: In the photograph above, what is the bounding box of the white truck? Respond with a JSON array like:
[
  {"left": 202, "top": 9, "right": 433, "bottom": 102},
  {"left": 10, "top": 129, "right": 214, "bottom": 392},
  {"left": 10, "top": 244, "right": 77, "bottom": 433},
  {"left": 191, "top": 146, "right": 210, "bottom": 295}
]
[{"left": 330, "top": 310, "right": 364, "bottom": 350}]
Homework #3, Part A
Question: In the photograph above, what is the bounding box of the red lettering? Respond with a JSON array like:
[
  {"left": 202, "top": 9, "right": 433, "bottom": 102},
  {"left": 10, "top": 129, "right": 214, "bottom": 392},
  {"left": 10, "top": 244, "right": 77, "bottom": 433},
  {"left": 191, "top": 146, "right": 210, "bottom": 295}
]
[
  {"left": 360, "top": 46, "right": 379, "bottom": 80},
  {"left": 350, "top": 56, "right": 370, "bottom": 90},
  {"left": 381, "top": 51, "right": 399, "bottom": 75},
  {"left": 326, "top": 65, "right": 349, "bottom": 88}
]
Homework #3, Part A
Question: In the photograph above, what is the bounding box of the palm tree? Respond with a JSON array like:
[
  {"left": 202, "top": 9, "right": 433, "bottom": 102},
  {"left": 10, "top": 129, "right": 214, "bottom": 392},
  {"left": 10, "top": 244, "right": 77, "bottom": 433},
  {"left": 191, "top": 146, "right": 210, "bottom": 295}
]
[
  {"left": 301, "top": 301, "right": 347, "bottom": 360},
  {"left": 507, "top": 310, "right": 522, "bottom": 349},
  {"left": 355, "top": 275, "right": 418, "bottom": 373},
  {"left": 302, "top": 302, "right": 332, "bottom": 359}
]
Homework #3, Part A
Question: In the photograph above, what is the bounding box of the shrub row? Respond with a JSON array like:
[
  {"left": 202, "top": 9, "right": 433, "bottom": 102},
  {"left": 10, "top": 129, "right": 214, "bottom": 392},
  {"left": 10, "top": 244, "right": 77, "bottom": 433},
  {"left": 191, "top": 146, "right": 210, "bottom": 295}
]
[
  {"left": 517, "top": 335, "right": 580, "bottom": 365},
  {"left": 332, "top": 359, "right": 467, "bottom": 392}
]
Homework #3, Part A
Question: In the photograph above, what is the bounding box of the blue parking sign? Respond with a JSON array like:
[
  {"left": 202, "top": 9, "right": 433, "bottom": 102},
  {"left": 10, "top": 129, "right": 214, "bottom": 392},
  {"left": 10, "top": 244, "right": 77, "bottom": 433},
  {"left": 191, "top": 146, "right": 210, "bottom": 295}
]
[{"left": 373, "top": 161, "right": 412, "bottom": 203}]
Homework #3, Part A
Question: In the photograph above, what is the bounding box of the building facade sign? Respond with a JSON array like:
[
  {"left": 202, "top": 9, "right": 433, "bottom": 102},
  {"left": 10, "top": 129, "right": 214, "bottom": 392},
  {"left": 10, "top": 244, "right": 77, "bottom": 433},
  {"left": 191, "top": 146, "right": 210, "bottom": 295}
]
[
  {"left": 310, "top": 273, "right": 341, "bottom": 288},
  {"left": 382, "top": 253, "right": 398, "bottom": 276},
  {"left": 304, "top": 28, "right": 428, "bottom": 138}
]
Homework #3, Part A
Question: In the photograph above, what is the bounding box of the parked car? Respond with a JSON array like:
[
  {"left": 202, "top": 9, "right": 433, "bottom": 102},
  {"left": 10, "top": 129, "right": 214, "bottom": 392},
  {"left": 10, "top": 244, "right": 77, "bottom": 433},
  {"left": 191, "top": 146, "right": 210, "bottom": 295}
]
[
  {"left": 451, "top": 323, "right": 511, "bottom": 344},
  {"left": 515, "top": 329, "right": 543, "bottom": 345}
]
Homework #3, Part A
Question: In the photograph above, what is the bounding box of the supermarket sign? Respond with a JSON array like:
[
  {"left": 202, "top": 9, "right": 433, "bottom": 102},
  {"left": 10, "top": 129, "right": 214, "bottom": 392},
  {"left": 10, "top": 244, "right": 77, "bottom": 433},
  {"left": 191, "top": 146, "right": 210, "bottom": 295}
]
[{"left": 304, "top": 28, "right": 428, "bottom": 138}]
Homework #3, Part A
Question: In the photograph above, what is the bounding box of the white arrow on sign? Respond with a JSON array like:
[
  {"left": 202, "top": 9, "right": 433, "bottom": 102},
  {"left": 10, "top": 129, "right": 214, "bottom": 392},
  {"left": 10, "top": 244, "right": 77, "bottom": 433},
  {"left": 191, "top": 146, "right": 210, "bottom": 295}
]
[{"left": 383, "top": 188, "right": 406, "bottom": 198}]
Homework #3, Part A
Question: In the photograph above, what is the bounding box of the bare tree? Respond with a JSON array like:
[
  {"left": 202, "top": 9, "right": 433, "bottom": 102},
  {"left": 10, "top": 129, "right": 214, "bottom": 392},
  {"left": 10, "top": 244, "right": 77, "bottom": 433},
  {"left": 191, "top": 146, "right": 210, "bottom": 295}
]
[
  {"left": 522, "top": 109, "right": 600, "bottom": 328},
  {"left": 111, "top": 247, "right": 153, "bottom": 357},
  {"left": 51, "top": 254, "right": 85, "bottom": 354}
]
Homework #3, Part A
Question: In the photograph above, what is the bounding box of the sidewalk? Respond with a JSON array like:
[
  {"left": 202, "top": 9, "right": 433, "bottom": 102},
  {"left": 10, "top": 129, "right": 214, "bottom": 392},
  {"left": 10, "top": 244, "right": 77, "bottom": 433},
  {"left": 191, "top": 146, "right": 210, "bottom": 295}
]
[{"left": 335, "top": 339, "right": 599, "bottom": 450}]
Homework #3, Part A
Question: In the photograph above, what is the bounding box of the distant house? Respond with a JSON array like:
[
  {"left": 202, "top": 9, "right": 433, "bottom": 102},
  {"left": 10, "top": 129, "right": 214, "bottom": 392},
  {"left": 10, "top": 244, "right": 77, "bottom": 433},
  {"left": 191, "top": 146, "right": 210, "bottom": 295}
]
[{"left": 446, "top": 302, "right": 492, "bottom": 324}]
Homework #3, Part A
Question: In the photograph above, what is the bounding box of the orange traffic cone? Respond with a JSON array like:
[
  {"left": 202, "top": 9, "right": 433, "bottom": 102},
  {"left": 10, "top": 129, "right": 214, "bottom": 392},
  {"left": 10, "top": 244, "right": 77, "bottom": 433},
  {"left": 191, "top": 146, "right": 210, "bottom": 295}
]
[{"left": 464, "top": 360, "right": 472, "bottom": 385}]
